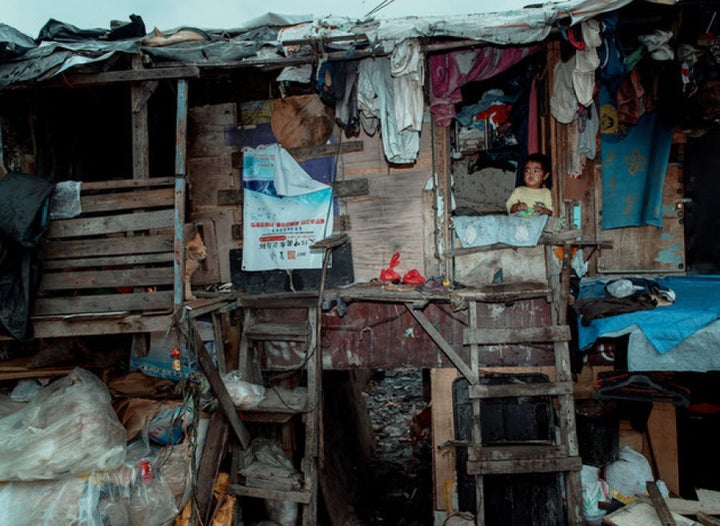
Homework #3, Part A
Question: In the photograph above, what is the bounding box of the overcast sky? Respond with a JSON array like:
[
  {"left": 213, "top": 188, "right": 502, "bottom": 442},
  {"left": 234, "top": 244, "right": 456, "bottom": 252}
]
[{"left": 4, "top": 0, "right": 533, "bottom": 37}]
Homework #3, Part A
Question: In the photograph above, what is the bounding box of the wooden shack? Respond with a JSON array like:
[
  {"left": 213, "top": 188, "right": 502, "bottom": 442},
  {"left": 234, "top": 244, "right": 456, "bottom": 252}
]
[{"left": 2, "top": 1, "right": 720, "bottom": 524}]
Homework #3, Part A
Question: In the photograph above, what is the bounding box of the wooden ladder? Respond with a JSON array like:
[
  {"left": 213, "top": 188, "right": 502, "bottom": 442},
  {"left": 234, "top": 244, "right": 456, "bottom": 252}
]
[
  {"left": 463, "top": 244, "right": 583, "bottom": 525},
  {"left": 228, "top": 234, "right": 348, "bottom": 525},
  {"left": 229, "top": 294, "right": 320, "bottom": 524}
]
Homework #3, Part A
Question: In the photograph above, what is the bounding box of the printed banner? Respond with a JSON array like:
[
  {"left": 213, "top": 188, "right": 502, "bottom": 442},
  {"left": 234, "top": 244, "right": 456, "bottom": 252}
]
[{"left": 242, "top": 144, "right": 333, "bottom": 271}]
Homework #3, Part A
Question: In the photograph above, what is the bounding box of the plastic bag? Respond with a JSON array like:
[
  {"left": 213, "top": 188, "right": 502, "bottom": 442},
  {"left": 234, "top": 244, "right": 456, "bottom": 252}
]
[
  {"left": 401, "top": 268, "right": 425, "bottom": 285},
  {"left": 0, "top": 443, "right": 179, "bottom": 526},
  {"left": 0, "top": 368, "right": 127, "bottom": 481},
  {"left": 380, "top": 252, "right": 401, "bottom": 282},
  {"left": 605, "top": 445, "right": 669, "bottom": 500},
  {"left": 581, "top": 464, "right": 609, "bottom": 522},
  {"left": 221, "top": 370, "right": 266, "bottom": 408}
]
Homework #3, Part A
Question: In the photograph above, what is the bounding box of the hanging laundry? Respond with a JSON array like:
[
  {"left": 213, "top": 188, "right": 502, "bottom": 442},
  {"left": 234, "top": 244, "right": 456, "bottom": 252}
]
[
  {"left": 391, "top": 39, "right": 424, "bottom": 133},
  {"left": 573, "top": 19, "right": 602, "bottom": 107},
  {"left": 429, "top": 45, "right": 540, "bottom": 126},
  {"left": 358, "top": 57, "right": 420, "bottom": 164}
]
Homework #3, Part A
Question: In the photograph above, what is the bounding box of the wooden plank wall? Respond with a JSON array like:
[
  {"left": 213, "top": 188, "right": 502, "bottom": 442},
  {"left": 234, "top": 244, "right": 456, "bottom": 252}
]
[
  {"left": 187, "top": 103, "right": 242, "bottom": 286},
  {"left": 341, "top": 114, "right": 433, "bottom": 281},
  {"left": 36, "top": 178, "right": 178, "bottom": 317}
]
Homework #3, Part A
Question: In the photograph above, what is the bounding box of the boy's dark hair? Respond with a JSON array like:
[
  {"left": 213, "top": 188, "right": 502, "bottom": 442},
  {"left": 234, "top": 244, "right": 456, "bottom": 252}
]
[{"left": 526, "top": 152, "right": 551, "bottom": 175}]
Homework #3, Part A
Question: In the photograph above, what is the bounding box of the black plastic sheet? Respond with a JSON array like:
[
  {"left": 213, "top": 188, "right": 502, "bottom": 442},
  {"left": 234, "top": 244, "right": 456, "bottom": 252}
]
[{"left": 0, "top": 172, "right": 55, "bottom": 341}]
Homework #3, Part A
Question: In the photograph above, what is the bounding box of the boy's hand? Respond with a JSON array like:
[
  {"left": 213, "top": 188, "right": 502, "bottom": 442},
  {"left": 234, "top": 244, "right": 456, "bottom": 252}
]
[
  {"left": 510, "top": 201, "right": 527, "bottom": 214},
  {"left": 532, "top": 203, "right": 551, "bottom": 216}
]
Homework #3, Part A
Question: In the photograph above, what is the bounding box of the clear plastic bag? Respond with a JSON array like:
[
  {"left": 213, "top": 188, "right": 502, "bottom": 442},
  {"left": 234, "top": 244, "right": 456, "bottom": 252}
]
[
  {"left": 0, "top": 368, "right": 127, "bottom": 481},
  {"left": 222, "top": 370, "right": 265, "bottom": 408}
]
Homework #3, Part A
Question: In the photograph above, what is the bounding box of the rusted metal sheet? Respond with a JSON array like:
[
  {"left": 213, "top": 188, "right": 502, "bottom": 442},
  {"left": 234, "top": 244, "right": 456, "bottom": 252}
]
[{"left": 257, "top": 299, "right": 556, "bottom": 370}]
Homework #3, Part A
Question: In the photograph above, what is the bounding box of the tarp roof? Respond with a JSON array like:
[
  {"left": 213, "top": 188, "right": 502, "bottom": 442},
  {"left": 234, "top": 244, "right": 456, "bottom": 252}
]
[{"left": 0, "top": 0, "right": 635, "bottom": 89}]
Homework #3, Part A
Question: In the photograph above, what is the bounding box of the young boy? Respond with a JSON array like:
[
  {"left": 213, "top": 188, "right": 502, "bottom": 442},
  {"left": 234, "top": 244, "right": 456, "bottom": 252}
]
[{"left": 506, "top": 153, "right": 553, "bottom": 216}]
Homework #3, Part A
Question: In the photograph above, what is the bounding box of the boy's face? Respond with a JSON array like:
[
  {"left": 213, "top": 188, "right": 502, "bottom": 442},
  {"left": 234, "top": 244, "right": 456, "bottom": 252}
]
[{"left": 523, "top": 161, "right": 549, "bottom": 189}]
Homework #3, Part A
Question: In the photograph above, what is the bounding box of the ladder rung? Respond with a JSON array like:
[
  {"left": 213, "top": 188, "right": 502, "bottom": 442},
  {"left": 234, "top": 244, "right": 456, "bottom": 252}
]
[
  {"left": 227, "top": 484, "right": 312, "bottom": 504},
  {"left": 244, "top": 322, "right": 310, "bottom": 341},
  {"left": 473, "top": 444, "right": 570, "bottom": 461},
  {"left": 242, "top": 386, "right": 308, "bottom": 415},
  {"left": 467, "top": 456, "right": 581, "bottom": 475},
  {"left": 468, "top": 445, "right": 582, "bottom": 475},
  {"left": 469, "top": 381, "right": 573, "bottom": 399},
  {"left": 237, "top": 292, "right": 319, "bottom": 309},
  {"left": 464, "top": 325, "right": 570, "bottom": 345}
]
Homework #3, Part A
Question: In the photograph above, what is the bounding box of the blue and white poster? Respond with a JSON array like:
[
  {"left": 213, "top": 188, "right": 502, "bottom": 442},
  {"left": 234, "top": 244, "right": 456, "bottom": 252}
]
[{"left": 242, "top": 144, "right": 333, "bottom": 271}]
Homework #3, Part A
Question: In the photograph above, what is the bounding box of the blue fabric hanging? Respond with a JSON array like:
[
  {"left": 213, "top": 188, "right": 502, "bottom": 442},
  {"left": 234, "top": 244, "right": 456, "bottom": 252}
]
[{"left": 599, "top": 84, "right": 673, "bottom": 230}]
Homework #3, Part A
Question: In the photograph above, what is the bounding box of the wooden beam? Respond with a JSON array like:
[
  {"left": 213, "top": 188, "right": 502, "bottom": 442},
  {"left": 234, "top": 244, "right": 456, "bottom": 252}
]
[
  {"left": 46, "top": 65, "right": 201, "bottom": 87},
  {"left": 231, "top": 140, "right": 364, "bottom": 168},
  {"left": 217, "top": 178, "right": 368, "bottom": 206},
  {"left": 47, "top": 209, "right": 174, "bottom": 238},
  {"left": 432, "top": 122, "right": 453, "bottom": 278},
  {"left": 45, "top": 234, "right": 174, "bottom": 259},
  {"left": 3, "top": 313, "right": 174, "bottom": 339},
  {"left": 131, "top": 54, "right": 150, "bottom": 180},
  {"left": 646, "top": 481, "right": 677, "bottom": 526},
  {"left": 191, "top": 319, "right": 251, "bottom": 449},
  {"left": 195, "top": 410, "right": 229, "bottom": 525},
  {"left": 406, "top": 305, "right": 477, "bottom": 384},
  {"left": 174, "top": 78, "right": 189, "bottom": 310},
  {"left": 34, "top": 290, "right": 174, "bottom": 315},
  {"left": 40, "top": 267, "right": 173, "bottom": 290}
]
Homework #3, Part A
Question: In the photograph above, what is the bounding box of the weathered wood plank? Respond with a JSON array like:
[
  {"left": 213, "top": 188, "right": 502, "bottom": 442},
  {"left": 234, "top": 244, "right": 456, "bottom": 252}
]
[
  {"left": 44, "top": 234, "right": 174, "bottom": 259},
  {"left": 646, "top": 481, "right": 677, "bottom": 526},
  {"left": 464, "top": 325, "right": 570, "bottom": 345},
  {"left": 195, "top": 411, "right": 229, "bottom": 526},
  {"left": 18, "top": 313, "right": 174, "bottom": 339},
  {"left": 469, "top": 381, "right": 573, "bottom": 399},
  {"left": 230, "top": 140, "right": 364, "bottom": 168},
  {"left": 80, "top": 188, "right": 174, "bottom": 214},
  {"left": 216, "top": 178, "right": 368, "bottom": 206},
  {"left": 227, "top": 485, "right": 311, "bottom": 504},
  {"left": 46, "top": 66, "right": 201, "bottom": 87},
  {"left": 431, "top": 368, "right": 459, "bottom": 511},
  {"left": 645, "top": 403, "right": 679, "bottom": 496},
  {"left": 193, "top": 325, "right": 251, "bottom": 449},
  {"left": 43, "top": 251, "right": 174, "bottom": 270},
  {"left": 47, "top": 209, "right": 174, "bottom": 238},
  {"left": 40, "top": 267, "right": 173, "bottom": 290},
  {"left": 34, "top": 291, "right": 174, "bottom": 315},
  {"left": 81, "top": 177, "right": 174, "bottom": 190},
  {"left": 604, "top": 501, "right": 696, "bottom": 526}
]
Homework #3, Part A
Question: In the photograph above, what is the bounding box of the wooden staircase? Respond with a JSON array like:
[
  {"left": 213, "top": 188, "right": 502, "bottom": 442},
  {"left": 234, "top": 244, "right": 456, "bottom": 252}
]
[{"left": 463, "top": 244, "right": 583, "bottom": 525}]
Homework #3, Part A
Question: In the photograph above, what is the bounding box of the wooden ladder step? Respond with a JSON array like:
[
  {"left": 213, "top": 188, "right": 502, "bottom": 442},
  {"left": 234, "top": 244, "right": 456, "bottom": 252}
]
[
  {"left": 464, "top": 325, "right": 571, "bottom": 345},
  {"left": 244, "top": 321, "right": 310, "bottom": 341},
  {"left": 238, "top": 386, "right": 308, "bottom": 421},
  {"left": 469, "top": 381, "right": 574, "bottom": 399},
  {"left": 227, "top": 484, "right": 312, "bottom": 504},
  {"left": 468, "top": 445, "right": 582, "bottom": 475},
  {"left": 237, "top": 292, "right": 319, "bottom": 309}
]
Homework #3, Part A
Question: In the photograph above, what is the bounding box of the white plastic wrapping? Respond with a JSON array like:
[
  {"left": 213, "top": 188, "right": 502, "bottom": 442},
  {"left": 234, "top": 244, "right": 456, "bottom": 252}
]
[
  {"left": 0, "top": 368, "right": 127, "bottom": 481},
  {"left": 0, "top": 450, "right": 179, "bottom": 526},
  {"left": 222, "top": 370, "right": 266, "bottom": 408},
  {"left": 605, "top": 445, "right": 669, "bottom": 499}
]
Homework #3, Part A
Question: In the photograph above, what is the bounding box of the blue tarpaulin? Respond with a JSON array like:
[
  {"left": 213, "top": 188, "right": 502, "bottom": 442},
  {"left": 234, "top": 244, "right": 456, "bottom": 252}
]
[{"left": 577, "top": 275, "right": 720, "bottom": 354}]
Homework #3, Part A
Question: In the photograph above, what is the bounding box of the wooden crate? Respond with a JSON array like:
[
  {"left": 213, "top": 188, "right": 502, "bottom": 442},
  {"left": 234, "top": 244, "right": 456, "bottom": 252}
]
[{"left": 35, "top": 177, "right": 181, "bottom": 318}]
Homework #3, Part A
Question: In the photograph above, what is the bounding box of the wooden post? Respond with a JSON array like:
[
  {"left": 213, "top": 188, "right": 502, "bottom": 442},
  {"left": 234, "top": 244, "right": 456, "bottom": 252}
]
[
  {"left": 432, "top": 121, "right": 454, "bottom": 279},
  {"left": 174, "top": 79, "right": 188, "bottom": 311}
]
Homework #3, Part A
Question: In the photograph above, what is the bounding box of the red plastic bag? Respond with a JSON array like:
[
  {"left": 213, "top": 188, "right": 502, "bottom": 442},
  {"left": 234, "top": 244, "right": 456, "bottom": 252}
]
[
  {"left": 402, "top": 269, "right": 425, "bottom": 285},
  {"left": 380, "top": 252, "right": 401, "bottom": 282}
]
